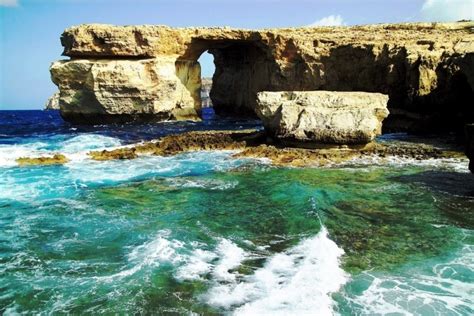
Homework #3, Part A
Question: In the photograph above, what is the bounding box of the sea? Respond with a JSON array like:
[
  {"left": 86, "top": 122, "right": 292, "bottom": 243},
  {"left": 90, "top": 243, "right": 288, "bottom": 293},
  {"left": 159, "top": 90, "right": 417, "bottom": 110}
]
[{"left": 0, "top": 110, "right": 473, "bottom": 315}]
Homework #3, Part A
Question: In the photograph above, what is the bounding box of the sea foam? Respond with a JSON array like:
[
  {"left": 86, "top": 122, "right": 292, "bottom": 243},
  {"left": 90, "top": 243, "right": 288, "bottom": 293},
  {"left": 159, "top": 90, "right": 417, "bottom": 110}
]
[
  {"left": 174, "top": 227, "right": 348, "bottom": 315},
  {"left": 341, "top": 244, "right": 474, "bottom": 315}
]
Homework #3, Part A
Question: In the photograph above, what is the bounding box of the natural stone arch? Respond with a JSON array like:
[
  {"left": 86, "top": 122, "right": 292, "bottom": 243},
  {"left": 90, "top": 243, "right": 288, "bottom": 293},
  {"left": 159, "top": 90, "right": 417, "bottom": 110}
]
[{"left": 176, "top": 39, "right": 281, "bottom": 117}]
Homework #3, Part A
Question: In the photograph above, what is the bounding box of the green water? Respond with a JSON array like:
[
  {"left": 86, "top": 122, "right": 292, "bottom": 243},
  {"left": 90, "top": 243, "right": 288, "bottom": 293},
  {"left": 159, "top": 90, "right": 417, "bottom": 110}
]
[{"left": 1, "top": 154, "right": 473, "bottom": 314}]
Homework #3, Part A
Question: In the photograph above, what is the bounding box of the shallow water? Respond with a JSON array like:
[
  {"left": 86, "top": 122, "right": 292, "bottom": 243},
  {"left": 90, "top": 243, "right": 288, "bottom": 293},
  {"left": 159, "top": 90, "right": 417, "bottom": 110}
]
[{"left": 0, "top": 111, "right": 473, "bottom": 314}]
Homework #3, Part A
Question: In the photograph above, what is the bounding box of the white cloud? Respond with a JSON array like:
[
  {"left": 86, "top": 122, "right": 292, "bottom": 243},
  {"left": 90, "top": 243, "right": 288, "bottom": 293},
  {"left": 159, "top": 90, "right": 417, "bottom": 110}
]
[
  {"left": 308, "top": 15, "right": 345, "bottom": 27},
  {"left": 421, "top": 0, "right": 473, "bottom": 22},
  {"left": 0, "top": 0, "right": 18, "bottom": 7}
]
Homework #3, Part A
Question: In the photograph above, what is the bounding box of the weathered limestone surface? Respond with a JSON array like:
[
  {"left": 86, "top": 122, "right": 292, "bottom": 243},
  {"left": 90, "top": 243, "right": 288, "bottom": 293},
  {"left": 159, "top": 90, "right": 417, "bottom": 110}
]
[
  {"left": 51, "top": 22, "right": 473, "bottom": 131},
  {"left": 51, "top": 58, "right": 200, "bottom": 123},
  {"left": 44, "top": 91, "right": 60, "bottom": 110},
  {"left": 256, "top": 91, "right": 389, "bottom": 144}
]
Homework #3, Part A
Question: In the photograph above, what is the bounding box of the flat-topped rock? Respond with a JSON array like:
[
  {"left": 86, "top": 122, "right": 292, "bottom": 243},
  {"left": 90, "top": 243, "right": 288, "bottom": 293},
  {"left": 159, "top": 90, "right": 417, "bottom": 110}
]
[{"left": 256, "top": 91, "right": 389, "bottom": 144}]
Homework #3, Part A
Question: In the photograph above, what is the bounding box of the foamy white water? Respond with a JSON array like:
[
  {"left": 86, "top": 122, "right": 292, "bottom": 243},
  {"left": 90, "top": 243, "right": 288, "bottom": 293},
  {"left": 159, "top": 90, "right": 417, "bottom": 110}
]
[
  {"left": 178, "top": 227, "right": 349, "bottom": 315},
  {"left": 341, "top": 245, "right": 474, "bottom": 315},
  {"left": 0, "top": 134, "right": 123, "bottom": 167},
  {"left": 336, "top": 155, "right": 470, "bottom": 173},
  {"left": 96, "top": 230, "right": 186, "bottom": 282},
  {"left": 125, "top": 227, "right": 349, "bottom": 314},
  {"left": 0, "top": 150, "right": 252, "bottom": 201}
]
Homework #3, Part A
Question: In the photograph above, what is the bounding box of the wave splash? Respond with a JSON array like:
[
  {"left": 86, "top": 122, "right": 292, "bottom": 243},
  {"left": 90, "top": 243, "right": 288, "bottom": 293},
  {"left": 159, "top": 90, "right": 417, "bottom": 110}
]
[
  {"left": 0, "top": 134, "right": 122, "bottom": 167},
  {"left": 206, "top": 227, "right": 348, "bottom": 315},
  {"left": 99, "top": 223, "right": 347, "bottom": 315}
]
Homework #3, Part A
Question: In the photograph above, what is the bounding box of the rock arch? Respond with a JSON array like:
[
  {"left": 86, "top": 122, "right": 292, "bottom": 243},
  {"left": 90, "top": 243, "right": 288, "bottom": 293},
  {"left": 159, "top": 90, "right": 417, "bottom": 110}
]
[
  {"left": 51, "top": 22, "right": 473, "bottom": 132},
  {"left": 176, "top": 39, "right": 280, "bottom": 117}
]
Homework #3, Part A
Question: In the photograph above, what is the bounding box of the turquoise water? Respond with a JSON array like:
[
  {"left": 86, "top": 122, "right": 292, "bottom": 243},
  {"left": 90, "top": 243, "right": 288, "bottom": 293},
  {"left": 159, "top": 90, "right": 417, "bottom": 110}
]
[{"left": 1, "top": 113, "right": 473, "bottom": 315}]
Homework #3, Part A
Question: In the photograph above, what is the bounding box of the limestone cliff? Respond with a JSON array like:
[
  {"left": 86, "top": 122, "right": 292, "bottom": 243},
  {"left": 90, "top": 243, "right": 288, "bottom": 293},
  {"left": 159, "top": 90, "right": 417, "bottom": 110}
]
[
  {"left": 44, "top": 91, "right": 60, "bottom": 110},
  {"left": 51, "top": 22, "right": 473, "bottom": 130}
]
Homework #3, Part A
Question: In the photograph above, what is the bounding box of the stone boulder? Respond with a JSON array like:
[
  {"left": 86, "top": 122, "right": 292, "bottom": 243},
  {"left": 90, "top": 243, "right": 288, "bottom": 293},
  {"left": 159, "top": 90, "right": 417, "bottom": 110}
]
[{"left": 256, "top": 91, "right": 389, "bottom": 145}]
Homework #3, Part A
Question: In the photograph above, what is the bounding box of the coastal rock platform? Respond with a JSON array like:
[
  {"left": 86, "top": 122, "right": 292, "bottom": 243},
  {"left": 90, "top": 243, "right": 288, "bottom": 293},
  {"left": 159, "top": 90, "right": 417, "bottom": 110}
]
[{"left": 18, "top": 130, "right": 465, "bottom": 168}]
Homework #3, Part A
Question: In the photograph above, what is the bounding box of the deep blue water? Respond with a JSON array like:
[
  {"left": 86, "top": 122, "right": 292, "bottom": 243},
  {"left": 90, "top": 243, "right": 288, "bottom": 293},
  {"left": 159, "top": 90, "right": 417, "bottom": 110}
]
[{"left": 0, "top": 110, "right": 261, "bottom": 145}]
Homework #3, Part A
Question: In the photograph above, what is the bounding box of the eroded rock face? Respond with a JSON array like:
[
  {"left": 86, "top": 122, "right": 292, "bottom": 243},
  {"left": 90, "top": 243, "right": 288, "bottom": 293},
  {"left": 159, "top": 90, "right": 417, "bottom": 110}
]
[
  {"left": 51, "top": 57, "right": 201, "bottom": 123},
  {"left": 51, "top": 22, "right": 473, "bottom": 131},
  {"left": 44, "top": 91, "right": 60, "bottom": 110},
  {"left": 257, "top": 91, "right": 389, "bottom": 144}
]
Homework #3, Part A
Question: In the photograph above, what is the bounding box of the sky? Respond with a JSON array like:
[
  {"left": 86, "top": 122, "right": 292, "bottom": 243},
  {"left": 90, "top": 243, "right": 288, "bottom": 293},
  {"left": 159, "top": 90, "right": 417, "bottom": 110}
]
[{"left": 0, "top": 0, "right": 472, "bottom": 109}]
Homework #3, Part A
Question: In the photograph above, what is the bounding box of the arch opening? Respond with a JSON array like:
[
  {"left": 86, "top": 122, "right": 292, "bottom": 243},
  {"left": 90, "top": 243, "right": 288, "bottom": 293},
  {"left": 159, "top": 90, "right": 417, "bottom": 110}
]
[
  {"left": 197, "top": 50, "right": 215, "bottom": 119},
  {"left": 179, "top": 39, "right": 278, "bottom": 120}
]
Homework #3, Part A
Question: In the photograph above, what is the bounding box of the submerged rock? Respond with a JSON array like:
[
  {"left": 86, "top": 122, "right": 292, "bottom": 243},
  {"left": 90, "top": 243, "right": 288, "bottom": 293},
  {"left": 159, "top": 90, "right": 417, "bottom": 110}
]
[
  {"left": 256, "top": 91, "right": 389, "bottom": 145},
  {"left": 16, "top": 154, "right": 69, "bottom": 166}
]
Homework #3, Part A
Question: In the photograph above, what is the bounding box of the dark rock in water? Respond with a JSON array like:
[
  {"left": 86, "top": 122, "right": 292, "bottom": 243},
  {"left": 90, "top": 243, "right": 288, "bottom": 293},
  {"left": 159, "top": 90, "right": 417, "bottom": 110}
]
[{"left": 466, "top": 124, "right": 474, "bottom": 173}]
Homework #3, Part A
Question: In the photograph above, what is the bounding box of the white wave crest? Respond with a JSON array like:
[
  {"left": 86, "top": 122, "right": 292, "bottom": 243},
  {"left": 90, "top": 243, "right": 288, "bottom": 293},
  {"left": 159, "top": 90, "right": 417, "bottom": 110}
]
[
  {"left": 60, "top": 134, "right": 122, "bottom": 154},
  {"left": 189, "top": 228, "right": 349, "bottom": 315},
  {"left": 0, "top": 143, "right": 49, "bottom": 167},
  {"left": 97, "top": 230, "right": 185, "bottom": 282},
  {"left": 0, "top": 134, "right": 123, "bottom": 167},
  {"left": 165, "top": 177, "right": 239, "bottom": 190}
]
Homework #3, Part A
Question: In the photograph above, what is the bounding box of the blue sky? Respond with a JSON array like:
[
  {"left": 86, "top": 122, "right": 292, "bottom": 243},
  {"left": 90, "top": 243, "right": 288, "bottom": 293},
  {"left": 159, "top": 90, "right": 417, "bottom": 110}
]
[{"left": 0, "top": 0, "right": 472, "bottom": 109}]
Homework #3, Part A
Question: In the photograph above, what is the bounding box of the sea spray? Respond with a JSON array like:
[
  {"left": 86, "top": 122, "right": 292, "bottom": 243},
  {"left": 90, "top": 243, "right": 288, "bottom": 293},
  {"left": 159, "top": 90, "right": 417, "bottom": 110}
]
[{"left": 203, "top": 226, "right": 348, "bottom": 315}]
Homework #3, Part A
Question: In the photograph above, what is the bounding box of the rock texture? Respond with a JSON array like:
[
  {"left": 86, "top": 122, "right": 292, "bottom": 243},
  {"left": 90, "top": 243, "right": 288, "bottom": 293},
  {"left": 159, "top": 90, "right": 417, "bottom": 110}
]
[
  {"left": 85, "top": 130, "right": 453, "bottom": 168},
  {"left": 44, "top": 91, "right": 60, "bottom": 110},
  {"left": 51, "top": 22, "right": 473, "bottom": 132},
  {"left": 466, "top": 124, "right": 474, "bottom": 173},
  {"left": 51, "top": 58, "right": 200, "bottom": 123},
  {"left": 256, "top": 91, "right": 389, "bottom": 144},
  {"left": 16, "top": 154, "right": 69, "bottom": 166}
]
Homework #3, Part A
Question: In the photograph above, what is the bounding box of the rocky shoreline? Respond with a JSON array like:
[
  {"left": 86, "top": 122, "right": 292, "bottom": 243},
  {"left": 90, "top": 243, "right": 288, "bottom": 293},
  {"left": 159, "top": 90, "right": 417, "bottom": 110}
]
[{"left": 16, "top": 130, "right": 466, "bottom": 168}]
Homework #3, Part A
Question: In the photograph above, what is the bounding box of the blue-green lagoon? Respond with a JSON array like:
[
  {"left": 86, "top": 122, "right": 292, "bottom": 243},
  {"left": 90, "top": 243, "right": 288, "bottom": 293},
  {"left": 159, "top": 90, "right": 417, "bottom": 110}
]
[{"left": 0, "top": 111, "right": 473, "bottom": 315}]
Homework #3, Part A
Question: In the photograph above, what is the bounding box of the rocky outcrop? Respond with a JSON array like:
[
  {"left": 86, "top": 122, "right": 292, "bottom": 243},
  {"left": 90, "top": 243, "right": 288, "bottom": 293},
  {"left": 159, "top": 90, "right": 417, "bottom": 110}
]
[
  {"left": 256, "top": 91, "right": 389, "bottom": 144},
  {"left": 44, "top": 91, "right": 60, "bottom": 110},
  {"left": 51, "top": 22, "right": 473, "bottom": 132},
  {"left": 16, "top": 154, "right": 69, "bottom": 166},
  {"left": 50, "top": 58, "right": 200, "bottom": 123},
  {"left": 85, "top": 130, "right": 451, "bottom": 168}
]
